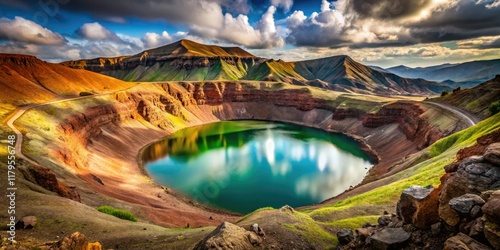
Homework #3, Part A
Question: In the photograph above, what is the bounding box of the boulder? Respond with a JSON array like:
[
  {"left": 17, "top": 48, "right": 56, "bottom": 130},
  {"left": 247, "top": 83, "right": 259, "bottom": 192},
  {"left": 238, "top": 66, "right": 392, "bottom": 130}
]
[
  {"left": 396, "top": 185, "right": 440, "bottom": 229},
  {"left": 458, "top": 161, "right": 500, "bottom": 192},
  {"left": 439, "top": 157, "right": 500, "bottom": 227},
  {"left": 482, "top": 194, "right": 500, "bottom": 224},
  {"left": 449, "top": 194, "right": 485, "bottom": 215},
  {"left": 250, "top": 223, "right": 265, "bottom": 236},
  {"left": 483, "top": 221, "right": 500, "bottom": 250},
  {"left": 279, "top": 205, "right": 294, "bottom": 214},
  {"left": 443, "top": 233, "right": 492, "bottom": 250},
  {"left": 250, "top": 224, "right": 258, "bottom": 234},
  {"left": 482, "top": 192, "right": 500, "bottom": 250},
  {"left": 194, "top": 222, "right": 260, "bottom": 250},
  {"left": 369, "top": 228, "right": 410, "bottom": 250},
  {"left": 337, "top": 229, "right": 354, "bottom": 245},
  {"left": 484, "top": 143, "right": 500, "bottom": 166},
  {"left": 15, "top": 216, "right": 36, "bottom": 230},
  {"left": 50, "top": 232, "right": 102, "bottom": 250}
]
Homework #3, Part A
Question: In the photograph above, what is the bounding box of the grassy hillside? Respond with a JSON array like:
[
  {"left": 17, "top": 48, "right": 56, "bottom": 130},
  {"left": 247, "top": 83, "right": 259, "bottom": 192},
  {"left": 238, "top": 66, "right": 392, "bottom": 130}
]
[
  {"left": 435, "top": 75, "right": 500, "bottom": 118},
  {"left": 295, "top": 112, "right": 500, "bottom": 241}
]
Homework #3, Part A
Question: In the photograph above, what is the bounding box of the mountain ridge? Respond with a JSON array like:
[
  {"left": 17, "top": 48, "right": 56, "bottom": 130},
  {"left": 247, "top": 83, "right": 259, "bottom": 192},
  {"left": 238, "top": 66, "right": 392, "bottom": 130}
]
[
  {"left": 293, "top": 55, "right": 449, "bottom": 94},
  {"left": 386, "top": 59, "right": 500, "bottom": 86},
  {"left": 58, "top": 39, "right": 450, "bottom": 95}
]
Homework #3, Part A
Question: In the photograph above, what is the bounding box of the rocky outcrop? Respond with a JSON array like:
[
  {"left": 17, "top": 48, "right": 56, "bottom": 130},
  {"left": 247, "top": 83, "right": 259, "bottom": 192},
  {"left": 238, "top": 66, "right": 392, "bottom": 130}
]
[
  {"left": 194, "top": 222, "right": 264, "bottom": 250},
  {"left": 63, "top": 55, "right": 258, "bottom": 73},
  {"left": 339, "top": 140, "right": 500, "bottom": 250},
  {"left": 362, "top": 102, "right": 442, "bottom": 149},
  {"left": 439, "top": 146, "right": 500, "bottom": 228},
  {"left": 457, "top": 129, "right": 500, "bottom": 160},
  {"left": 22, "top": 165, "right": 80, "bottom": 202},
  {"left": 179, "top": 81, "right": 333, "bottom": 111}
]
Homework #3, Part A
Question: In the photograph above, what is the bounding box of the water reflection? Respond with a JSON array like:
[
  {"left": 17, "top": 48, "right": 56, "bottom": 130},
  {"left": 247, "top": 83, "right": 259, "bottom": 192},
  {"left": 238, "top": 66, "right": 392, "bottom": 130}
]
[{"left": 143, "top": 121, "right": 373, "bottom": 214}]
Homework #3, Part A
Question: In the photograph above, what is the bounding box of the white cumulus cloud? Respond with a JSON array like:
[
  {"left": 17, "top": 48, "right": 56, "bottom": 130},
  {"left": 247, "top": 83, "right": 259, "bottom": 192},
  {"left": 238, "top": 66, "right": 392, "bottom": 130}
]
[
  {"left": 141, "top": 31, "right": 187, "bottom": 49},
  {"left": 190, "top": 5, "right": 284, "bottom": 49},
  {"left": 76, "top": 22, "right": 121, "bottom": 41},
  {"left": 271, "top": 0, "right": 293, "bottom": 12},
  {"left": 0, "top": 16, "right": 66, "bottom": 45}
]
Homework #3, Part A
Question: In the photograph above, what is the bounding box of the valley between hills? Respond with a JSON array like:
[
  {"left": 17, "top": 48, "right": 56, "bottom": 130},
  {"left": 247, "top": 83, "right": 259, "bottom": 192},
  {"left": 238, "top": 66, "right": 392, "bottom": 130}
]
[{"left": 1, "top": 40, "right": 500, "bottom": 250}]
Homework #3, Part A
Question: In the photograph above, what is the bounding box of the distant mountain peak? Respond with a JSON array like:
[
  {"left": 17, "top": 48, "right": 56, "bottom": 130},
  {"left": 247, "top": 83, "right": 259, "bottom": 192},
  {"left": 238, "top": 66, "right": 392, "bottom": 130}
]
[
  {"left": 144, "top": 39, "right": 255, "bottom": 58},
  {"left": 386, "top": 59, "right": 500, "bottom": 84},
  {"left": 293, "top": 54, "right": 352, "bottom": 64}
]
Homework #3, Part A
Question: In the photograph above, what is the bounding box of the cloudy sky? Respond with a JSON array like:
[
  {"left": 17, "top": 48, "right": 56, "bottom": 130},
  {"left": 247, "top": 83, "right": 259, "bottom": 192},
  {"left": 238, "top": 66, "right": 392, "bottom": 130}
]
[{"left": 0, "top": 0, "right": 499, "bottom": 67}]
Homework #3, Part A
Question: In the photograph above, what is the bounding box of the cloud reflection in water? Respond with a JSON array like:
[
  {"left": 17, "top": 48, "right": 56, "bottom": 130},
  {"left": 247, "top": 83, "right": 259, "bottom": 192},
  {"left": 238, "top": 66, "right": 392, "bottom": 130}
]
[{"left": 144, "top": 121, "right": 373, "bottom": 213}]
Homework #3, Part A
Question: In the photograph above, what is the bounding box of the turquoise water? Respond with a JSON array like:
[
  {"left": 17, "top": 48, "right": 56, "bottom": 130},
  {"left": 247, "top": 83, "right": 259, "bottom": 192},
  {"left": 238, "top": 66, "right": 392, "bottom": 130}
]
[{"left": 143, "top": 121, "right": 373, "bottom": 214}]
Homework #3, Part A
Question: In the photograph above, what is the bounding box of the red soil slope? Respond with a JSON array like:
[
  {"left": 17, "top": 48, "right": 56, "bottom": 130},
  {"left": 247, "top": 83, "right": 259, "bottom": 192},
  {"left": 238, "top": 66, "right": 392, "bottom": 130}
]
[{"left": 0, "top": 53, "right": 134, "bottom": 106}]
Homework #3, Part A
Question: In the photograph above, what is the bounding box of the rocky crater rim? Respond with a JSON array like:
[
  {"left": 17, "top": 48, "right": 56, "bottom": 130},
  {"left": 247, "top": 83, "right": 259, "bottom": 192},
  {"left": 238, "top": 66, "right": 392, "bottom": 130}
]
[
  {"left": 17, "top": 81, "right": 459, "bottom": 226},
  {"left": 136, "top": 118, "right": 380, "bottom": 194}
]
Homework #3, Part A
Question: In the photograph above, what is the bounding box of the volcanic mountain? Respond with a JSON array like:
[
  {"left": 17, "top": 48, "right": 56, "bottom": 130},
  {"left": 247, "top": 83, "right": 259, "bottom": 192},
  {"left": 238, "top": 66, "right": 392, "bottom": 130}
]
[
  {"left": 61, "top": 39, "right": 262, "bottom": 82},
  {"left": 61, "top": 39, "right": 449, "bottom": 95},
  {"left": 293, "top": 56, "right": 449, "bottom": 95}
]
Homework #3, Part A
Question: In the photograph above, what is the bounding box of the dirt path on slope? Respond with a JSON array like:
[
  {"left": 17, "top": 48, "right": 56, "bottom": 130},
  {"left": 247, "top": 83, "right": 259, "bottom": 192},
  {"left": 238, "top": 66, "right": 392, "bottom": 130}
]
[{"left": 424, "top": 101, "right": 481, "bottom": 126}]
